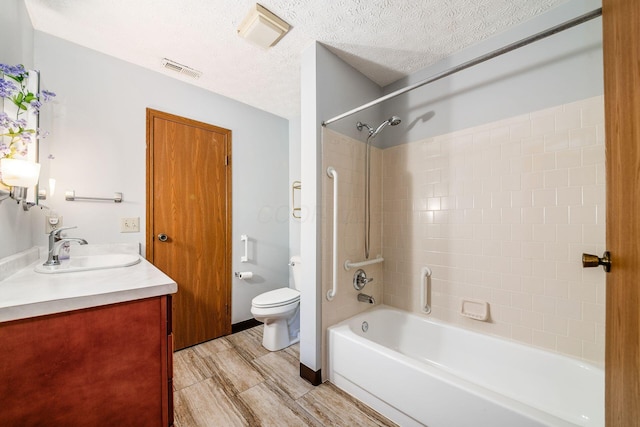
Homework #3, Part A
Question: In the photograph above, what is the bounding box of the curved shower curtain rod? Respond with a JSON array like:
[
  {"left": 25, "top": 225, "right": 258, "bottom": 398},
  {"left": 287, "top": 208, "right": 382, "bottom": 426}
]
[{"left": 321, "top": 7, "right": 602, "bottom": 127}]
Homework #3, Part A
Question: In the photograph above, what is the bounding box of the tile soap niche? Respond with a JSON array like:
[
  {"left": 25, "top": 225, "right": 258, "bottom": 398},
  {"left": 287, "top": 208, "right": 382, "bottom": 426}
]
[{"left": 460, "top": 299, "right": 489, "bottom": 321}]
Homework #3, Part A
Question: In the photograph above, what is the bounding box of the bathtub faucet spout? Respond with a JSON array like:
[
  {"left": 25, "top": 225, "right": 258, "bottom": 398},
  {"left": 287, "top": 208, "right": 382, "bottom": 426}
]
[{"left": 357, "top": 293, "right": 375, "bottom": 304}]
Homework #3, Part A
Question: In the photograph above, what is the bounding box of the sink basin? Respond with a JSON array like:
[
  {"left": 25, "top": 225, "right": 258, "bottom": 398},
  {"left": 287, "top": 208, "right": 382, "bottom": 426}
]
[{"left": 35, "top": 254, "right": 141, "bottom": 274}]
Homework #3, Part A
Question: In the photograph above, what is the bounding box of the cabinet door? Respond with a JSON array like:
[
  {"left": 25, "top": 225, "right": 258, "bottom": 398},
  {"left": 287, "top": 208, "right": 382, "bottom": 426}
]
[{"left": 0, "top": 296, "right": 171, "bottom": 426}]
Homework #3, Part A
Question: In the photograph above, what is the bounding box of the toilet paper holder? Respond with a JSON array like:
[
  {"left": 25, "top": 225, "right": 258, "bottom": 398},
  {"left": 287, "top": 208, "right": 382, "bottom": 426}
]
[{"left": 235, "top": 271, "right": 253, "bottom": 280}]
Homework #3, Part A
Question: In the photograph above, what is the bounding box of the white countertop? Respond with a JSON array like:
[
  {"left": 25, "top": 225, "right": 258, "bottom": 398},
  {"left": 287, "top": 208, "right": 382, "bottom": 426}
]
[{"left": 0, "top": 248, "right": 177, "bottom": 323}]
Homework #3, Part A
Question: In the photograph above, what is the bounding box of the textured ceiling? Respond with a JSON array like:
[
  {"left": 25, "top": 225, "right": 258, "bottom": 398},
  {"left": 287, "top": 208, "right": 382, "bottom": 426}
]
[{"left": 24, "top": 0, "right": 569, "bottom": 119}]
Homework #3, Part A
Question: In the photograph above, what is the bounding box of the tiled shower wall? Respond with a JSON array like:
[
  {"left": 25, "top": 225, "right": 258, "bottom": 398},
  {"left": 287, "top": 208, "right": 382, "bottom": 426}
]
[
  {"left": 321, "top": 128, "right": 384, "bottom": 376},
  {"left": 382, "top": 96, "right": 606, "bottom": 365}
]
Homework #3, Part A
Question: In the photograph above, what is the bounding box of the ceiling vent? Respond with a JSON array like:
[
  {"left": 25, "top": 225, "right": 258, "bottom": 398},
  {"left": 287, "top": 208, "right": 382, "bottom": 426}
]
[
  {"left": 161, "top": 58, "right": 202, "bottom": 79},
  {"left": 238, "top": 4, "right": 290, "bottom": 49}
]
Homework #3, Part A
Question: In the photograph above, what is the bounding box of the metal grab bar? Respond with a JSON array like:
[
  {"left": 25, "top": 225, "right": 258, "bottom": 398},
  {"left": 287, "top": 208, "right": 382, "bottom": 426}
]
[
  {"left": 420, "top": 266, "right": 432, "bottom": 314},
  {"left": 326, "top": 167, "right": 338, "bottom": 301},
  {"left": 65, "top": 190, "right": 122, "bottom": 203},
  {"left": 344, "top": 255, "right": 384, "bottom": 271},
  {"left": 291, "top": 181, "right": 302, "bottom": 219},
  {"left": 240, "top": 234, "right": 248, "bottom": 263}
]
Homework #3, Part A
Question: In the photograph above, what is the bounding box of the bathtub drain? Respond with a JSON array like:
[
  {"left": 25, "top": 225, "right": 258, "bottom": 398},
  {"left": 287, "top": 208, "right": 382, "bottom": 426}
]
[{"left": 361, "top": 321, "right": 368, "bottom": 332}]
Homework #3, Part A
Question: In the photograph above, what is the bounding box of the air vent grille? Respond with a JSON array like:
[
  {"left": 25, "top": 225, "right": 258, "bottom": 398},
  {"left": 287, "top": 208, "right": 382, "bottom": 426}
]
[{"left": 161, "top": 58, "right": 202, "bottom": 79}]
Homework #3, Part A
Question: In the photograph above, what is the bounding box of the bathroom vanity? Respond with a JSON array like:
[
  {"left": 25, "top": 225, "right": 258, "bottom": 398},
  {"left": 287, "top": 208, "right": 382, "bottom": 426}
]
[{"left": 0, "top": 247, "right": 177, "bottom": 426}]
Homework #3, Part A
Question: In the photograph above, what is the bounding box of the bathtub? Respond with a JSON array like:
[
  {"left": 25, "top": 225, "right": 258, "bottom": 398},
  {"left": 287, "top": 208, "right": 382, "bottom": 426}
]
[{"left": 328, "top": 305, "right": 603, "bottom": 427}]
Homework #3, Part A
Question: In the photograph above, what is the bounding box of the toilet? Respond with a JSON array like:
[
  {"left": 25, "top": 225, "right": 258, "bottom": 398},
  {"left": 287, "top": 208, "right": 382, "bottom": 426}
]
[{"left": 251, "top": 256, "right": 301, "bottom": 351}]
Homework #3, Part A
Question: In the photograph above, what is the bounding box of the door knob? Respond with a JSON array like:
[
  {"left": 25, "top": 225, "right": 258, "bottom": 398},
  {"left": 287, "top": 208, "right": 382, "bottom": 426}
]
[
  {"left": 582, "top": 251, "right": 611, "bottom": 272},
  {"left": 157, "top": 233, "right": 169, "bottom": 242}
]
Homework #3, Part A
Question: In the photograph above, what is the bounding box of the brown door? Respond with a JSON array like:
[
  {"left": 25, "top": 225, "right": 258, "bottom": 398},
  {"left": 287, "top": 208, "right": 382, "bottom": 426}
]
[
  {"left": 146, "top": 109, "right": 232, "bottom": 350},
  {"left": 603, "top": 0, "right": 640, "bottom": 424}
]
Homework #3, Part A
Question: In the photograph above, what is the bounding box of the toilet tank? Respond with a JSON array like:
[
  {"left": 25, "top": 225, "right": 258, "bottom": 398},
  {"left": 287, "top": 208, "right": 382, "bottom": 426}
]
[{"left": 290, "top": 255, "right": 302, "bottom": 290}]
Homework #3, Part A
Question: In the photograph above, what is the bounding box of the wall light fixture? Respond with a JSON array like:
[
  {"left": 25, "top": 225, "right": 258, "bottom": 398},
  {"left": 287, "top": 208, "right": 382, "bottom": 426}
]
[{"left": 0, "top": 158, "right": 41, "bottom": 210}]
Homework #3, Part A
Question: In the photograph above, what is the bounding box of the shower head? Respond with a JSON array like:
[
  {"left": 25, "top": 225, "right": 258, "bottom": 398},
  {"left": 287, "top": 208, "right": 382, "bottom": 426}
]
[
  {"left": 357, "top": 116, "right": 402, "bottom": 139},
  {"left": 388, "top": 116, "right": 402, "bottom": 126},
  {"left": 371, "top": 116, "right": 402, "bottom": 138}
]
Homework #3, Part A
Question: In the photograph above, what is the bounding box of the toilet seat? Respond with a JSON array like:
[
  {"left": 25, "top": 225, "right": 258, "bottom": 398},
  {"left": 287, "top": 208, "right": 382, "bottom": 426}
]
[{"left": 252, "top": 288, "right": 300, "bottom": 308}]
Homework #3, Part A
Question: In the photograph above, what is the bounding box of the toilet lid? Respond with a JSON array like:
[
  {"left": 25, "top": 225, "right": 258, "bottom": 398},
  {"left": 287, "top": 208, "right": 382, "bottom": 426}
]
[{"left": 252, "top": 288, "right": 300, "bottom": 308}]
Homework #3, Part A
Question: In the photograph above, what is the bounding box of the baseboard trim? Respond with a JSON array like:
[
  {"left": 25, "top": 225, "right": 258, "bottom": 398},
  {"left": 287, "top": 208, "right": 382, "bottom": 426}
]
[
  {"left": 300, "top": 363, "right": 322, "bottom": 386},
  {"left": 231, "top": 318, "right": 262, "bottom": 334}
]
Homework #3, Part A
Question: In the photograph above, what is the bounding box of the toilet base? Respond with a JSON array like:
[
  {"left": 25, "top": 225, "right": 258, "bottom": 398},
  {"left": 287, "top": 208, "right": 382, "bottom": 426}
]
[{"left": 261, "top": 317, "right": 300, "bottom": 351}]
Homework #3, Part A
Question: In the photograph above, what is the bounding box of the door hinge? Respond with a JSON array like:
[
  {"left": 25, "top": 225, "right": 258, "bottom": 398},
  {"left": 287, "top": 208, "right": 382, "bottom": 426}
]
[
  {"left": 225, "top": 155, "right": 229, "bottom": 166},
  {"left": 226, "top": 304, "right": 230, "bottom": 315}
]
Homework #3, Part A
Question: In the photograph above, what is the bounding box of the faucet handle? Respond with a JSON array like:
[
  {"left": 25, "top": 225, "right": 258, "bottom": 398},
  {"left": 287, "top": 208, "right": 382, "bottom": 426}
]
[{"left": 50, "top": 225, "right": 77, "bottom": 237}]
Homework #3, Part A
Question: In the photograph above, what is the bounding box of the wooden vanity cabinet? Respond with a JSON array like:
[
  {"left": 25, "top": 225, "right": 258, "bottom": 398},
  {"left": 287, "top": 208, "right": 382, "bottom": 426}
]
[{"left": 0, "top": 295, "right": 174, "bottom": 426}]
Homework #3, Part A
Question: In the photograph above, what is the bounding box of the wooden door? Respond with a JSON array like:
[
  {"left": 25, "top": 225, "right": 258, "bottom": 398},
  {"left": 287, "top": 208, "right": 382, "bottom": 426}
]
[
  {"left": 603, "top": 0, "right": 640, "bottom": 424},
  {"left": 146, "top": 109, "right": 232, "bottom": 350}
]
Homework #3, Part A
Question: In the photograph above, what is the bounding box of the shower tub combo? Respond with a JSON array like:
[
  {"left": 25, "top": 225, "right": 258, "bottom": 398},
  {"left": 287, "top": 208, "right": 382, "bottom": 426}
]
[{"left": 328, "top": 305, "right": 603, "bottom": 427}]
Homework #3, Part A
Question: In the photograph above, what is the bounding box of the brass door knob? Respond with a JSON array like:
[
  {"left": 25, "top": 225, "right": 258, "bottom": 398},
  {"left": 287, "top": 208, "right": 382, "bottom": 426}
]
[{"left": 582, "top": 251, "right": 611, "bottom": 272}]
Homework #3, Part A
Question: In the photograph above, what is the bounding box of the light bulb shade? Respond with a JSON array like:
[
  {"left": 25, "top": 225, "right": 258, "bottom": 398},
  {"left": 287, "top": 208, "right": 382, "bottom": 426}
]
[{"left": 0, "top": 158, "right": 41, "bottom": 187}]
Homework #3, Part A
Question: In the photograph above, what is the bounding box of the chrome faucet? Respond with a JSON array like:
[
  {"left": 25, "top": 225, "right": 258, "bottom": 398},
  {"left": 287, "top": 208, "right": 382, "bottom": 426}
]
[
  {"left": 353, "top": 269, "right": 374, "bottom": 290},
  {"left": 357, "top": 293, "right": 375, "bottom": 304},
  {"left": 43, "top": 226, "right": 88, "bottom": 266}
]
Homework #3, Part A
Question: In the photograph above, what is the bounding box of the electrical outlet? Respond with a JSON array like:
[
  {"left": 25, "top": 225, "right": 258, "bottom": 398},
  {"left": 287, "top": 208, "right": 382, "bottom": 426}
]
[
  {"left": 45, "top": 215, "right": 63, "bottom": 234},
  {"left": 120, "top": 217, "right": 140, "bottom": 233}
]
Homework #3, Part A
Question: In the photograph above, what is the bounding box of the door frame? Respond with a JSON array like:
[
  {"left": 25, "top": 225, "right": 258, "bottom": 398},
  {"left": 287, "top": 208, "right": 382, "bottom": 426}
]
[{"left": 145, "top": 108, "right": 233, "bottom": 335}]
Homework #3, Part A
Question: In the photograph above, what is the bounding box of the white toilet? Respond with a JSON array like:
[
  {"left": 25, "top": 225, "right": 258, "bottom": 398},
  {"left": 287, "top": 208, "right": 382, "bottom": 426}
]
[{"left": 251, "top": 256, "right": 301, "bottom": 351}]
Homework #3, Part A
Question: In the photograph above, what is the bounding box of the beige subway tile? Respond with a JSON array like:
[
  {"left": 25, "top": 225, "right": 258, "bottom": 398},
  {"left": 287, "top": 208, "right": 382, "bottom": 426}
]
[
  {"left": 555, "top": 106, "right": 582, "bottom": 132},
  {"left": 556, "top": 148, "right": 582, "bottom": 169},
  {"left": 569, "top": 126, "right": 597, "bottom": 148},
  {"left": 531, "top": 113, "right": 556, "bottom": 137},
  {"left": 521, "top": 310, "right": 544, "bottom": 329},
  {"left": 569, "top": 165, "right": 597, "bottom": 186},
  {"left": 568, "top": 318, "right": 596, "bottom": 342},
  {"left": 543, "top": 314, "right": 569, "bottom": 335},
  {"left": 556, "top": 187, "right": 582, "bottom": 206},
  {"left": 545, "top": 279, "right": 569, "bottom": 299},
  {"left": 583, "top": 302, "right": 605, "bottom": 324},
  {"left": 512, "top": 325, "right": 534, "bottom": 344},
  {"left": 556, "top": 335, "right": 583, "bottom": 359},
  {"left": 532, "top": 330, "right": 557, "bottom": 352},
  {"left": 532, "top": 294, "right": 557, "bottom": 314},
  {"left": 582, "top": 341, "right": 605, "bottom": 366}
]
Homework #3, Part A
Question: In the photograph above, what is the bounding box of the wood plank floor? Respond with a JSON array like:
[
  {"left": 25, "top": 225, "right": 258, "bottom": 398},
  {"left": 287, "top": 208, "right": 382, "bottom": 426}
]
[{"left": 173, "top": 325, "right": 398, "bottom": 427}]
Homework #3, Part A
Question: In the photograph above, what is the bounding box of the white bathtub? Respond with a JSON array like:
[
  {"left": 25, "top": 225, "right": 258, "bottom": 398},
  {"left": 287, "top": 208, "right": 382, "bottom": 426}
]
[{"left": 328, "top": 305, "right": 603, "bottom": 427}]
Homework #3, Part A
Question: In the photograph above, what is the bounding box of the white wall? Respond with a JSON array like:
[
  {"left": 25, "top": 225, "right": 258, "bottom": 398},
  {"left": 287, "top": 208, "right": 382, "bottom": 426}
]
[
  {"left": 300, "top": 42, "right": 382, "bottom": 373},
  {"left": 289, "top": 115, "right": 301, "bottom": 286},
  {"left": 0, "top": 0, "right": 36, "bottom": 259},
  {"left": 28, "top": 32, "right": 289, "bottom": 324},
  {"left": 380, "top": 0, "right": 603, "bottom": 147}
]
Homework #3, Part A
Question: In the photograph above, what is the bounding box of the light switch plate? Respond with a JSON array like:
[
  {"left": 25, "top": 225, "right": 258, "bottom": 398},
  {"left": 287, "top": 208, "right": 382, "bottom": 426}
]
[{"left": 120, "top": 217, "right": 140, "bottom": 233}]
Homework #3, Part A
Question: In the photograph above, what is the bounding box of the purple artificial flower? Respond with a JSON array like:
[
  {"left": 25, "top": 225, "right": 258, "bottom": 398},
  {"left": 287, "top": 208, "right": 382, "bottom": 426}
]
[
  {"left": 40, "top": 90, "right": 56, "bottom": 102},
  {"left": 0, "top": 112, "right": 10, "bottom": 127},
  {"left": 0, "top": 78, "right": 17, "bottom": 98},
  {"left": 30, "top": 100, "right": 43, "bottom": 112},
  {"left": 0, "top": 63, "right": 27, "bottom": 78},
  {"left": 20, "top": 132, "right": 33, "bottom": 143},
  {"left": 15, "top": 118, "right": 27, "bottom": 129}
]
